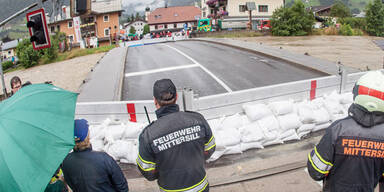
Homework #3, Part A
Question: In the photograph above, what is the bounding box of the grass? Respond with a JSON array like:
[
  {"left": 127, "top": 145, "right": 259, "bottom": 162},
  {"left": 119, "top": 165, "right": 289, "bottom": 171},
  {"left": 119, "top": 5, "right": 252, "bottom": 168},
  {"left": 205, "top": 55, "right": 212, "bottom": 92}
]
[
  {"left": 46, "top": 45, "right": 116, "bottom": 64},
  {"left": 4, "top": 45, "right": 116, "bottom": 74}
]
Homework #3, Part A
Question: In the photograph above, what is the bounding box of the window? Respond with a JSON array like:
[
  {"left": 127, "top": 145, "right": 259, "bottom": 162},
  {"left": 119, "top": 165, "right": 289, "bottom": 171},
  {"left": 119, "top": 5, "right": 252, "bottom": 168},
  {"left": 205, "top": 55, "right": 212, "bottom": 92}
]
[
  {"left": 68, "top": 21, "right": 73, "bottom": 28},
  {"left": 203, "top": 12, "right": 206, "bottom": 18},
  {"left": 239, "top": 5, "right": 247, "bottom": 12},
  {"left": 104, "top": 28, "right": 110, "bottom": 37},
  {"left": 259, "top": 5, "right": 268, "bottom": 12},
  {"left": 155, "top": 25, "right": 158, "bottom": 30},
  {"left": 8, "top": 51, "right": 11, "bottom": 54},
  {"left": 68, "top": 35, "right": 74, "bottom": 42},
  {"left": 174, "top": 23, "right": 177, "bottom": 28},
  {"left": 104, "top": 15, "right": 109, "bottom": 22},
  {"left": 165, "top": 24, "right": 168, "bottom": 29},
  {"left": 57, "top": 25, "right": 60, "bottom": 32},
  {"left": 51, "top": 26, "right": 55, "bottom": 32}
]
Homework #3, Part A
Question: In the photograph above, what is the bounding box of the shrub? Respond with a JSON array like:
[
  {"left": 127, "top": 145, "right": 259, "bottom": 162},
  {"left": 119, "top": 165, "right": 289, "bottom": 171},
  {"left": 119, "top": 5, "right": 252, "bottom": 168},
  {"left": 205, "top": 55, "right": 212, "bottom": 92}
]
[
  {"left": 339, "top": 24, "right": 354, "bottom": 36},
  {"left": 353, "top": 28, "right": 364, "bottom": 36},
  {"left": 2, "top": 61, "right": 13, "bottom": 71},
  {"left": 338, "top": 17, "right": 366, "bottom": 30},
  {"left": 365, "top": 0, "right": 384, "bottom": 37},
  {"left": 323, "top": 27, "right": 339, "bottom": 35},
  {"left": 15, "top": 39, "right": 41, "bottom": 68},
  {"left": 271, "top": 0, "right": 315, "bottom": 36}
]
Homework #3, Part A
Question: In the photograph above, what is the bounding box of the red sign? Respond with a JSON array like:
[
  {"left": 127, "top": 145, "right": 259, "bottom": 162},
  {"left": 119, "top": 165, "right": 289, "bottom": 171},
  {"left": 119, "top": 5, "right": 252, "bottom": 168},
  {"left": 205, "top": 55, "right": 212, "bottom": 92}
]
[{"left": 26, "top": 8, "right": 51, "bottom": 50}]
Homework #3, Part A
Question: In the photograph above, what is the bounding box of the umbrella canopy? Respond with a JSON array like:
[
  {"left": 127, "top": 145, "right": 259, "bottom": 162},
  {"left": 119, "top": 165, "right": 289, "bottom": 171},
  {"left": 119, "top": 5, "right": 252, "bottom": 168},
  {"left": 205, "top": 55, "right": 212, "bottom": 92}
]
[{"left": 0, "top": 84, "right": 78, "bottom": 192}]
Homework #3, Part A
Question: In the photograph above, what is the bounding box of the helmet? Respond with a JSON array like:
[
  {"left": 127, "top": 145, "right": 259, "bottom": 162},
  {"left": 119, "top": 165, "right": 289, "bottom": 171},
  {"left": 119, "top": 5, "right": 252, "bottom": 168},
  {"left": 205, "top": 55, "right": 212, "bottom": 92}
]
[{"left": 352, "top": 71, "right": 384, "bottom": 113}]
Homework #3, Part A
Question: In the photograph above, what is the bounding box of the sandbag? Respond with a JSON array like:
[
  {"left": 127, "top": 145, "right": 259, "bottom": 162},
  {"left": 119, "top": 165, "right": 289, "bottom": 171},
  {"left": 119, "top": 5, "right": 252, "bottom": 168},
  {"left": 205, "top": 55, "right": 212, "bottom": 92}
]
[
  {"left": 91, "top": 139, "right": 105, "bottom": 152},
  {"left": 314, "top": 107, "right": 331, "bottom": 125},
  {"left": 242, "top": 103, "right": 273, "bottom": 121},
  {"left": 298, "top": 131, "right": 311, "bottom": 139},
  {"left": 331, "top": 113, "right": 348, "bottom": 121},
  {"left": 297, "top": 124, "right": 315, "bottom": 133},
  {"left": 89, "top": 118, "right": 111, "bottom": 140},
  {"left": 123, "top": 122, "right": 145, "bottom": 139},
  {"left": 207, "top": 150, "right": 226, "bottom": 162},
  {"left": 262, "top": 129, "right": 279, "bottom": 143},
  {"left": 277, "top": 113, "right": 302, "bottom": 131},
  {"left": 240, "top": 122, "right": 264, "bottom": 143},
  {"left": 324, "top": 99, "right": 344, "bottom": 115},
  {"left": 282, "top": 132, "right": 300, "bottom": 142},
  {"left": 311, "top": 98, "right": 325, "bottom": 109},
  {"left": 215, "top": 129, "right": 241, "bottom": 148},
  {"left": 340, "top": 92, "right": 353, "bottom": 104},
  {"left": 208, "top": 116, "right": 225, "bottom": 133},
  {"left": 124, "top": 140, "right": 139, "bottom": 164},
  {"left": 221, "top": 113, "right": 243, "bottom": 130},
  {"left": 280, "top": 129, "right": 297, "bottom": 139},
  {"left": 240, "top": 142, "right": 264, "bottom": 152},
  {"left": 263, "top": 138, "right": 284, "bottom": 147},
  {"left": 313, "top": 123, "right": 331, "bottom": 132},
  {"left": 105, "top": 140, "right": 131, "bottom": 160},
  {"left": 258, "top": 115, "right": 280, "bottom": 132},
  {"left": 269, "top": 100, "right": 294, "bottom": 115},
  {"left": 104, "top": 124, "right": 126, "bottom": 144},
  {"left": 241, "top": 115, "right": 251, "bottom": 125},
  {"left": 298, "top": 103, "right": 316, "bottom": 124},
  {"left": 224, "top": 144, "right": 242, "bottom": 155}
]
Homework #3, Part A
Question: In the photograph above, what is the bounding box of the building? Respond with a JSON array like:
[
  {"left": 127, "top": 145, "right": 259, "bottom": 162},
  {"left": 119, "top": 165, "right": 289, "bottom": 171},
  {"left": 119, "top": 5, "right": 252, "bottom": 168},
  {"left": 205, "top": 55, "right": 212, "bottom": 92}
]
[
  {"left": 147, "top": 6, "right": 201, "bottom": 33},
  {"left": 124, "top": 20, "right": 147, "bottom": 36},
  {"left": 1, "top": 39, "right": 19, "bottom": 60},
  {"left": 307, "top": 5, "right": 333, "bottom": 16},
  {"left": 48, "top": 0, "right": 123, "bottom": 47},
  {"left": 201, "top": 0, "right": 284, "bottom": 29}
]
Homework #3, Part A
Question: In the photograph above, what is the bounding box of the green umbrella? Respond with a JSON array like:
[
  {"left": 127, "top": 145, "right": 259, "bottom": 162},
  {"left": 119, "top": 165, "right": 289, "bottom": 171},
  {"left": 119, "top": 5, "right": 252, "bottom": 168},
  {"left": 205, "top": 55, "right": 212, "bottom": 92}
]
[{"left": 0, "top": 84, "right": 78, "bottom": 192}]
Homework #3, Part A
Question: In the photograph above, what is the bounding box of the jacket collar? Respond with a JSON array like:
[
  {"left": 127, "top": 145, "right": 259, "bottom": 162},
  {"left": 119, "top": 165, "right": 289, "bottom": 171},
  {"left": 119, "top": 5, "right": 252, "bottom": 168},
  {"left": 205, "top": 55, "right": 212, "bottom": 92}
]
[
  {"left": 155, "top": 104, "right": 179, "bottom": 119},
  {"left": 349, "top": 103, "right": 384, "bottom": 127},
  {"left": 73, "top": 146, "right": 92, "bottom": 153}
]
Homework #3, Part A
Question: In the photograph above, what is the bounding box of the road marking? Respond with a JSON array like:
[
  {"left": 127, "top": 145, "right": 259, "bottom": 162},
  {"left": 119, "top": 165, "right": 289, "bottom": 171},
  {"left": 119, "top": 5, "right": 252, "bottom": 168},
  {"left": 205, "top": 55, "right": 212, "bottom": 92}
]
[
  {"left": 163, "top": 44, "right": 233, "bottom": 93},
  {"left": 125, "top": 64, "right": 199, "bottom": 77}
]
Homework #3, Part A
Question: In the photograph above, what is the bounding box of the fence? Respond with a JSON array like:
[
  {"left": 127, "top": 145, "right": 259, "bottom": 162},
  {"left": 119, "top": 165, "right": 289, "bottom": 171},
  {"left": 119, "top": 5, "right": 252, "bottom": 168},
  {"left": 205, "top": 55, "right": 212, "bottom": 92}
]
[{"left": 76, "top": 70, "right": 380, "bottom": 124}]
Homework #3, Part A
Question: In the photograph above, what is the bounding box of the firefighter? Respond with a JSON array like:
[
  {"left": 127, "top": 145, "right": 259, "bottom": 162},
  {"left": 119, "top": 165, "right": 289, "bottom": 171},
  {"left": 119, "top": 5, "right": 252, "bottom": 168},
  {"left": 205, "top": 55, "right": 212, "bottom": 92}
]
[
  {"left": 307, "top": 71, "right": 384, "bottom": 191},
  {"left": 137, "top": 79, "right": 216, "bottom": 192}
]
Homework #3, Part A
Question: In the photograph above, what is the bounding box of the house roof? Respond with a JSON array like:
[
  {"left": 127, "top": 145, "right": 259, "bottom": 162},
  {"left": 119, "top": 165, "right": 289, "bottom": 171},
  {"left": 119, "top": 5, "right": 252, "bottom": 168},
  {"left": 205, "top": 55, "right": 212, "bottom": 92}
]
[
  {"left": 1, "top": 40, "right": 19, "bottom": 51},
  {"left": 308, "top": 5, "right": 333, "bottom": 13},
  {"left": 91, "top": 0, "right": 122, "bottom": 14},
  {"left": 148, "top": 6, "right": 201, "bottom": 25}
]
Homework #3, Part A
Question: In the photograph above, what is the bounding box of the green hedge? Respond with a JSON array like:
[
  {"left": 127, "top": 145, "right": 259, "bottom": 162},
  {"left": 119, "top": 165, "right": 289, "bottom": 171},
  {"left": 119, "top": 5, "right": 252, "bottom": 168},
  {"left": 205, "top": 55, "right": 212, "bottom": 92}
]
[{"left": 2, "top": 61, "right": 13, "bottom": 71}]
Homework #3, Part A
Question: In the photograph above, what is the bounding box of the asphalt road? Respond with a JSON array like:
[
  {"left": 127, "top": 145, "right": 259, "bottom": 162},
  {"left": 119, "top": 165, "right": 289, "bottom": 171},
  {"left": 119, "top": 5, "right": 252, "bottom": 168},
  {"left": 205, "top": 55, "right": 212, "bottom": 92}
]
[{"left": 122, "top": 41, "right": 326, "bottom": 100}]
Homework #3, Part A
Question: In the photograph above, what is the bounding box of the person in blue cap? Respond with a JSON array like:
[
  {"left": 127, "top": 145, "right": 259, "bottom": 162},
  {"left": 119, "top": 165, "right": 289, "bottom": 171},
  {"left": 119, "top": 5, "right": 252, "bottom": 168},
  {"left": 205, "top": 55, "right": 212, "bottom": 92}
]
[{"left": 62, "top": 119, "right": 129, "bottom": 192}]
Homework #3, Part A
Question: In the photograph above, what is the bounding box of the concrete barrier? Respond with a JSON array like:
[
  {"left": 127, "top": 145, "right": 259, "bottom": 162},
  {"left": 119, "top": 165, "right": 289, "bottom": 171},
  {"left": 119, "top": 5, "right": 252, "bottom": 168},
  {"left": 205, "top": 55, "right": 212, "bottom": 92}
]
[
  {"left": 119, "top": 36, "right": 188, "bottom": 48},
  {"left": 75, "top": 70, "right": 382, "bottom": 124}
]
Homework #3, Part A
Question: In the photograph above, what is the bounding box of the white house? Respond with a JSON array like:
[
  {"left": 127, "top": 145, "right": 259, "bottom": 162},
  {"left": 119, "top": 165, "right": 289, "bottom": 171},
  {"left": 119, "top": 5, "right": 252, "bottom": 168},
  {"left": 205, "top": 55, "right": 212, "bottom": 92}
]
[
  {"left": 201, "top": 0, "right": 284, "bottom": 29},
  {"left": 124, "top": 20, "right": 147, "bottom": 36}
]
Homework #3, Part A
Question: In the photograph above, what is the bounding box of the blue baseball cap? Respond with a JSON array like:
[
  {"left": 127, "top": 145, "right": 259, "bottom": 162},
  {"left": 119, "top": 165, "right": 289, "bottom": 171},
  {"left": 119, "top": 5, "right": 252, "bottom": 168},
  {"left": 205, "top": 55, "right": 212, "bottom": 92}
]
[{"left": 74, "top": 119, "right": 89, "bottom": 142}]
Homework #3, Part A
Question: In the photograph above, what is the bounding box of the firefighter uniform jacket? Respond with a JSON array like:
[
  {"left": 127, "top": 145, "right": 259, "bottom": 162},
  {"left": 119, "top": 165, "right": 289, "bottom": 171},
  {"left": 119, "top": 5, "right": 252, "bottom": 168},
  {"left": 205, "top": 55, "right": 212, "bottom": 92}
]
[
  {"left": 308, "top": 104, "right": 384, "bottom": 192},
  {"left": 137, "top": 104, "right": 216, "bottom": 192}
]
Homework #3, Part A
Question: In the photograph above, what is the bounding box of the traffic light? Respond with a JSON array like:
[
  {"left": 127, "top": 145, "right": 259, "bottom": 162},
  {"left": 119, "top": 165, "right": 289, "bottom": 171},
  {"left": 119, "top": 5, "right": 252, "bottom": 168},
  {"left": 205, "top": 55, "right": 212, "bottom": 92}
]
[{"left": 26, "top": 9, "right": 51, "bottom": 50}]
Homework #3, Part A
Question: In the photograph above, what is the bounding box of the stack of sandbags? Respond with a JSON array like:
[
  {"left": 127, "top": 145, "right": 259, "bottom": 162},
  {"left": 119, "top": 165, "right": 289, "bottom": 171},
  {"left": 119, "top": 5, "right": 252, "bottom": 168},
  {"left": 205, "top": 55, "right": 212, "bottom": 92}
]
[
  {"left": 297, "top": 100, "right": 316, "bottom": 138},
  {"left": 88, "top": 118, "right": 147, "bottom": 164},
  {"left": 270, "top": 100, "right": 301, "bottom": 142},
  {"left": 258, "top": 115, "right": 282, "bottom": 146},
  {"left": 310, "top": 98, "right": 332, "bottom": 132},
  {"left": 323, "top": 91, "right": 348, "bottom": 121},
  {"left": 240, "top": 103, "right": 274, "bottom": 150}
]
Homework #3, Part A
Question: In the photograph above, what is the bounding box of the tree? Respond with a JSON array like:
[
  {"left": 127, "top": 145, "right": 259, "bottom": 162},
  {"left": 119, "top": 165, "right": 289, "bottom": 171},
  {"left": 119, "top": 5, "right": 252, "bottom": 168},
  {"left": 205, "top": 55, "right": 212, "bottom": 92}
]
[
  {"left": 365, "top": 0, "right": 384, "bottom": 36},
  {"left": 129, "top": 26, "right": 136, "bottom": 34},
  {"left": 135, "top": 12, "right": 141, "bottom": 21},
  {"left": 143, "top": 24, "right": 150, "bottom": 35},
  {"left": 130, "top": 14, "right": 135, "bottom": 22},
  {"left": 271, "top": 0, "right": 315, "bottom": 36},
  {"left": 330, "top": 1, "right": 352, "bottom": 18}
]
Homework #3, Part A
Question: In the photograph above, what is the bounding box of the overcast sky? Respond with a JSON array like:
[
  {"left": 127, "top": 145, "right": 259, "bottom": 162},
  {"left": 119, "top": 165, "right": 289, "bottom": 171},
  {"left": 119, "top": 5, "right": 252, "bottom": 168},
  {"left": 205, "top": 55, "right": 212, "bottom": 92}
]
[{"left": 122, "top": 0, "right": 166, "bottom": 13}]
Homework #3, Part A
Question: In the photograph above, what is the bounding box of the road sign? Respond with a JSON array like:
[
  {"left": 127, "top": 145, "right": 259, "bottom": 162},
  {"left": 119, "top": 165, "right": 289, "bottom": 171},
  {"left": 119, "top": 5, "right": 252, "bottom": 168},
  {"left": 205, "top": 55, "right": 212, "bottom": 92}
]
[
  {"left": 246, "top": 2, "right": 257, "bottom": 11},
  {"left": 26, "top": 8, "right": 51, "bottom": 50}
]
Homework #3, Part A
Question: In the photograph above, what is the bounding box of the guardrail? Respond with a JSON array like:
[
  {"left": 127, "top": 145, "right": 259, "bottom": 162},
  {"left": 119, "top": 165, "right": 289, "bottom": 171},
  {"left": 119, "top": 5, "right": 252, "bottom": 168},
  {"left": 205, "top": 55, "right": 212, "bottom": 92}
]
[
  {"left": 119, "top": 36, "right": 188, "bottom": 48},
  {"left": 76, "top": 70, "right": 381, "bottom": 124}
]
